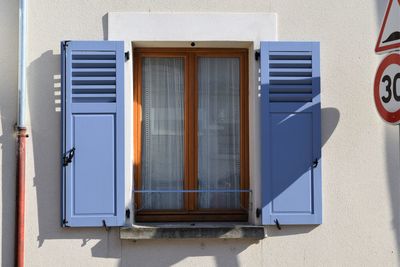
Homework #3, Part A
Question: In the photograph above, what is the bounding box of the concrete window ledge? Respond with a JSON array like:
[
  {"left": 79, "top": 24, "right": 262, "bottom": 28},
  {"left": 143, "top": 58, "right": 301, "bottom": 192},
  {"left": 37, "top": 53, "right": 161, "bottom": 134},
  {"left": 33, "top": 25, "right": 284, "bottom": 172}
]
[{"left": 120, "top": 223, "right": 265, "bottom": 240}]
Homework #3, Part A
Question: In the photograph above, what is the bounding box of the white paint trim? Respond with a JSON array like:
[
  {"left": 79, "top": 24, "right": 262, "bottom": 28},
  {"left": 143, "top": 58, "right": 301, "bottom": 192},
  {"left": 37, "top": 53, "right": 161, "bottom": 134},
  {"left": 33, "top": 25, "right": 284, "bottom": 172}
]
[
  {"left": 108, "top": 12, "right": 277, "bottom": 226},
  {"left": 109, "top": 12, "right": 277, "bottom": 48}
]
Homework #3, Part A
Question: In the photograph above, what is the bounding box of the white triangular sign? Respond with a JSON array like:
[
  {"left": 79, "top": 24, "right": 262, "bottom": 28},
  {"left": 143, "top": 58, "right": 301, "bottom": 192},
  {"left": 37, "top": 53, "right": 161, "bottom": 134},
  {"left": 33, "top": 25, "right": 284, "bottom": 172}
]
[{"left": 376, "top": 0, "right": 400, "bottom": 54}]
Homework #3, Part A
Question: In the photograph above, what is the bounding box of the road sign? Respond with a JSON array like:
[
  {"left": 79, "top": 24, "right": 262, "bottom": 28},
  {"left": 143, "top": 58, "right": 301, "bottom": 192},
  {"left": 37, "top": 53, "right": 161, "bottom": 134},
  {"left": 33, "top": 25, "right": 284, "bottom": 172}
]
[
  {"left": 375, "top": 0, "right": 400, "bottom": 54},
  {"left": 374, "top": 53, "right": 400, "bottom": 123}
]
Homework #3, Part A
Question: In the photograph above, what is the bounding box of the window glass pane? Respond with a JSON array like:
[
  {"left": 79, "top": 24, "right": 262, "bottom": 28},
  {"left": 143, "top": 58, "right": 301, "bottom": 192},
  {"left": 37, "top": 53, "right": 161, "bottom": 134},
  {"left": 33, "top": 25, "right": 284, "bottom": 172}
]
[
  {"left": 141, "top": 57, "right": 184, "bottom": 210},
  {"left": 197, "top": 57, "right": 241, "bottom": 209}
]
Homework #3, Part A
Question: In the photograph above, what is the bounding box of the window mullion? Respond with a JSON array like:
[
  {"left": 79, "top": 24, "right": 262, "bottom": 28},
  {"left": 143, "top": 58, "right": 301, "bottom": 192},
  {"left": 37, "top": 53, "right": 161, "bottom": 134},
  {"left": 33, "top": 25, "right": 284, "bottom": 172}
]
[
  {"left": 183, "top": 53, "right": 190, "bottom": 211},
  {"left": 187, "top": 52, "right": 198, "bottom": 211}
]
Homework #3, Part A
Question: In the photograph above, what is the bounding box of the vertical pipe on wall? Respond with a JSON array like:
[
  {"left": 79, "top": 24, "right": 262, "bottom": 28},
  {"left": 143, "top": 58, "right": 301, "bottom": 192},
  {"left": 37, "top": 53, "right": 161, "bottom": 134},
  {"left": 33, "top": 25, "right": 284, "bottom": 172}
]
[
  {"left": 16, "top": 0, "right": 28, "bottom": 266},
  {"left": 17, "top": 0, "right": 27, "bottom": 128},
  {"left": 16, "top": 129, "right": 27, "bottom": 267}
]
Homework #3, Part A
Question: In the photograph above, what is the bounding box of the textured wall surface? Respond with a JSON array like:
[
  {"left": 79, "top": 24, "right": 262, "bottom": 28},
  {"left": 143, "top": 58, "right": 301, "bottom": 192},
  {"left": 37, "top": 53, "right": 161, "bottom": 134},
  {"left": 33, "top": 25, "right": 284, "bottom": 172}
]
[{"left": 0, "top": 0, "right": 398, "bottom": 266}]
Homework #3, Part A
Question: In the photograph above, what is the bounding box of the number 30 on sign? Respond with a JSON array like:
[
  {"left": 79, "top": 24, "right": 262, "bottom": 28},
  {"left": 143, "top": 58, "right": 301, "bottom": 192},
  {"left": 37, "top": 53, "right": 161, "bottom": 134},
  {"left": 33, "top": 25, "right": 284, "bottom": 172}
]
[{"left": 374, "top": 53, "right": 400, "bottom": 123}]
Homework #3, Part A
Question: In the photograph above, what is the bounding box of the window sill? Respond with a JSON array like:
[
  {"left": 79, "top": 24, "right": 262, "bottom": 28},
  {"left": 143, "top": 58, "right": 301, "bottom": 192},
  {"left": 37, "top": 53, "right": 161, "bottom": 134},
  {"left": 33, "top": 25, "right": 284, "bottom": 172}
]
[{"left": 120, "top": 223, "right": 265, "bottom": 240}]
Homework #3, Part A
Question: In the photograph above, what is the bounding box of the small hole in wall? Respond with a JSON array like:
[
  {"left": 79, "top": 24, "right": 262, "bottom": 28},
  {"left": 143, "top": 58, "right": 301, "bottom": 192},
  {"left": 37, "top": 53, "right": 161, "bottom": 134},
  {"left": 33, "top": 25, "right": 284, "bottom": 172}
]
[{"left": 191, "top": 42, "right": 196, "bottom": 47}]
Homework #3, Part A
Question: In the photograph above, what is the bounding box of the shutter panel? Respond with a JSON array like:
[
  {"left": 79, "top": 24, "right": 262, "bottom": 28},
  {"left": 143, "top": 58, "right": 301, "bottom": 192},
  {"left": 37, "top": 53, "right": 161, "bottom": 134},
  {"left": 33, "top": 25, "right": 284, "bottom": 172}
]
[
  {"left": 61, "top": 41, "right": 125, "bottom": 227},
  {"left": 260, "top": 42, "right": 321, "bottom": 225}
]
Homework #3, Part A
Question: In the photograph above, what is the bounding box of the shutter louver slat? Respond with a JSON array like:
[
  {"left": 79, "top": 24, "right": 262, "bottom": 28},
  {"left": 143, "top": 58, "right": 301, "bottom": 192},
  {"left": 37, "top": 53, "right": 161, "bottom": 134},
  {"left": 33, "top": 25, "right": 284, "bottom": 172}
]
[
  {"left": 72, "top": 51, "right": 116, "bottom": 56},
  {"left": 72, "top": 68, "right": 117, "bottom": 76},
  {"left": 269, "top": 84, "right": 312, "bottom": 93},
  {"left": 72, "top": 60, "right": 116, "bottom": 68},
  {"left": 269, "top": 68, "right": 312, "bottom": 77},
  {"left": 269, "top": 93, "right": 313, "bottom": 102},
  {"left": 72, "top": 85, "right": 116, "bottom": 90},
  {"left": 269, "top": 60, "right": 312, "bottom": 68},
  {"left": 270, "top": 77, "right": 312, "bottom": 84},
  {"left": 269, "top": 51, "right": 312, "bottom": 58},
  {"left": 72, "top": 77, "right": 116, "bottom": 82}
]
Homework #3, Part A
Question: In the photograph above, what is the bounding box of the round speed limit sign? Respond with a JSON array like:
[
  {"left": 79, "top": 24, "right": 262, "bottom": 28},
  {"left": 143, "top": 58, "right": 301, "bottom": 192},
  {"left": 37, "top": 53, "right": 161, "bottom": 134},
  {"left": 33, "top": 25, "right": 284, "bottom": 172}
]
[{"left": 374, "top": 53, "right": 400, "bottom": 123}]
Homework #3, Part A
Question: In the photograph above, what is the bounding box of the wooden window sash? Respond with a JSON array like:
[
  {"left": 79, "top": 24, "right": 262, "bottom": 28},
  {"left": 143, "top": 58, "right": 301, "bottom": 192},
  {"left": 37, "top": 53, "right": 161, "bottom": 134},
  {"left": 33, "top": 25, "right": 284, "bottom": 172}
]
[{"left": 133, "top": 47, "right": 249, "bottom": 222}]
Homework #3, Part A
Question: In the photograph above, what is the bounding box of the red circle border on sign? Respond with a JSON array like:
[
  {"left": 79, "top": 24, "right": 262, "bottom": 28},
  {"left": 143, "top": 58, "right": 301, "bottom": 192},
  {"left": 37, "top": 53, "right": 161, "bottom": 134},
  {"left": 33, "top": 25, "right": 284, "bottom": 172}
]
[{"left": 374, "top": 53, "right": 400, "bottom": 124}]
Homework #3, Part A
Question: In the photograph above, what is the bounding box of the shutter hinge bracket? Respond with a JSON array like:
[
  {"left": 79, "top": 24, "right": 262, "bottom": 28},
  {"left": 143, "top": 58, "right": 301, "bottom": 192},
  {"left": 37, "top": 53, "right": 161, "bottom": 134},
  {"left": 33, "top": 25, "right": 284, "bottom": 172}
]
[
  {"left": 256, "top": 208, "right": 261, "bottom": 218},
  {"left": 313, "top": 158, "right": 319, "bottom": 168},
  {"left": 63, "top": 147, "right": 75, "bottom": 167},
  {"left": 102, "top": 220, "right": 111, "bottom": 231},
  {"left": 274, "top": 219, "right": 282, "bottom": 230},
  {"left": 62, "top": 40, "right": 71, "bottom": 49},
  {"left": 125, "top": 51, "right": 130, "bottom": 61},
  {"left": 125, "top": 209, "right": 130, "bottom": 219},
  {"left": 255, "top": 51, "right": 260, "bottom": 61},
  {"left": 62, "top": 219, "right": 69, "bottom": 227}
]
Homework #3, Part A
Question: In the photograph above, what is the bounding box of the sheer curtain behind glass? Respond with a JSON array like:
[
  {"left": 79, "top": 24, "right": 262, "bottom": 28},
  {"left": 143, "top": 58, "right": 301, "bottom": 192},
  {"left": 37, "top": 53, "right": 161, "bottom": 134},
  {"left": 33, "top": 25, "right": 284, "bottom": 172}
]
[
  {"left": 198, "top": 57, "right": 241, "bottom": 209},
  {"left": 141, "top": 57, "right": 184, "bottom": 210}
]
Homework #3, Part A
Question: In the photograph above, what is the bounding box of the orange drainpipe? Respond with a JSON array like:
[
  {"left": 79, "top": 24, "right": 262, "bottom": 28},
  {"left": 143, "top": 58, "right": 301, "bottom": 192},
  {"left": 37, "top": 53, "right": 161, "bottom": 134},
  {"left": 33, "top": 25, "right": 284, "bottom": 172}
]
[{"left": 16, "top": 127, "right": 28, "bottom": 267}]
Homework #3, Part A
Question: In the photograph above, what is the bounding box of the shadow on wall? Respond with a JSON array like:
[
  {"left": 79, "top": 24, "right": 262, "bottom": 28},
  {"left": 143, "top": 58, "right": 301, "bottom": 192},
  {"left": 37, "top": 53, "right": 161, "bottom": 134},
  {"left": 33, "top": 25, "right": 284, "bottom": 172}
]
[
  {"left": 27, "top": 50, "right": 122, "bottom": 264},
  {"left": 265, "top": 107, "right": 340, "bottom": 237},
  {"left": 374, "top": 0, "right": 400, "bottom": 261},
  {"left": 102, "top": 14, "right": 108, "bottom": 40},
  {"left": 121, "top": 239, "right": 258, "bottom": 267},
  {"left": 0, "top": 1, "right": 18, "bottom": 266},
  {"left": 385, "top": 126, "right": 400, "bottom": 257}
]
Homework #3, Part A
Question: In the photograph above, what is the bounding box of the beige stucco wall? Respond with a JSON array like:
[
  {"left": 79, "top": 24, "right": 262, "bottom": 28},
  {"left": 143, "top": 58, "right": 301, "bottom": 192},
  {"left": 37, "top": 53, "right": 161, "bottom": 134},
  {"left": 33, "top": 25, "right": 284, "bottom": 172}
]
[{"left": 0, "top": 0, "right": 398, "bottom": 266}]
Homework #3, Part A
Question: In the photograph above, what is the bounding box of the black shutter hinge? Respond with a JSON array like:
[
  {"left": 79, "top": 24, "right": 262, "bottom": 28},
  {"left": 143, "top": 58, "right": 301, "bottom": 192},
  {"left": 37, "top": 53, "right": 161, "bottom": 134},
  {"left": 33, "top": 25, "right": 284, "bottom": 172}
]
[
  {"left": 102, "top": 220, "right": 111, "bottom": 231},
  {"left": 313, "top": 158, "right": 319, "bottom": 168},
  {"left": 63, "top": 147, "right": 75, "bottom": 167},
  {"left": 62, "top": 40, "right": 71, "bottom": 49},
  {"left": 62, "top": 219, "right": 69, "bottom": 227},
  {"left": 256, "top": 208, "right": 262, "bottom": 218},
  {"left": 125, "top": 51, "right": 130, "bottom": 61},
  {"left": 125, "top": 209, "right": 130, "bottom": 219},
  {"left": 255, "top": 51, "right": 260, "bottom": 61},
  {"left": 274, "top": 219, "right": 282, "bottom": 230}
]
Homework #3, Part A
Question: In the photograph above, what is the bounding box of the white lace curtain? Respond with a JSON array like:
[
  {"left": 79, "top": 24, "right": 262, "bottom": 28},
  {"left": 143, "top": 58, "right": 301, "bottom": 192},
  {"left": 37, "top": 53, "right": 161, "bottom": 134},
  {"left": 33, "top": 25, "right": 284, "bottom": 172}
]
[
  {"left": 141, "top": 58, "right": 184, "bottom": 209},
  {"left": 141, "top": 57, "right": 240, "bottom": 210},
  {"left": 198, "top": 57, "right": 240, "bottom": 209}
]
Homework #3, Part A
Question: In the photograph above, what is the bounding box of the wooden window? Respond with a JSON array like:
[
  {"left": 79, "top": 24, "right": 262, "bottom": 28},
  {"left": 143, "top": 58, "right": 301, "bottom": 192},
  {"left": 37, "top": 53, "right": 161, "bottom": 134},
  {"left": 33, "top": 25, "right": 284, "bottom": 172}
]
[{"left": 133, "top": 48, "right": 249, "bottom": 222}]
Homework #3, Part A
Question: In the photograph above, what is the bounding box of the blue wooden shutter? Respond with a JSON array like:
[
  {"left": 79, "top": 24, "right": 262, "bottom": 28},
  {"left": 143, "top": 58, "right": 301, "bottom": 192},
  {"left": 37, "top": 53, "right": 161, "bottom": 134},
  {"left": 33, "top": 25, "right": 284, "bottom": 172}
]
[
  {"left": 61, "top": 41, "right": 125, "bottom": 227},
  {"left": 260, "top": 42, "right": 321, "bottom": 225}
]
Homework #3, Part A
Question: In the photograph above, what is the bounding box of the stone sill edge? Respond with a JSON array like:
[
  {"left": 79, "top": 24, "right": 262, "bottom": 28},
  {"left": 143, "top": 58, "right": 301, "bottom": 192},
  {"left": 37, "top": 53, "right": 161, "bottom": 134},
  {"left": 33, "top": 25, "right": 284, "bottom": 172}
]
[{"left": 120, "top": 223, "right": 265, "bottom": 240}]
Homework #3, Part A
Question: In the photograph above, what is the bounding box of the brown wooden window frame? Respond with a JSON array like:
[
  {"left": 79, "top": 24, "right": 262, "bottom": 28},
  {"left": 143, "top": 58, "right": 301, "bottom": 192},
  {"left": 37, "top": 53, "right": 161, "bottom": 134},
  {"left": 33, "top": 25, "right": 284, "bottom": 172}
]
[{"left": 133, "top": 47, "right": 249, "bottom": 222}]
